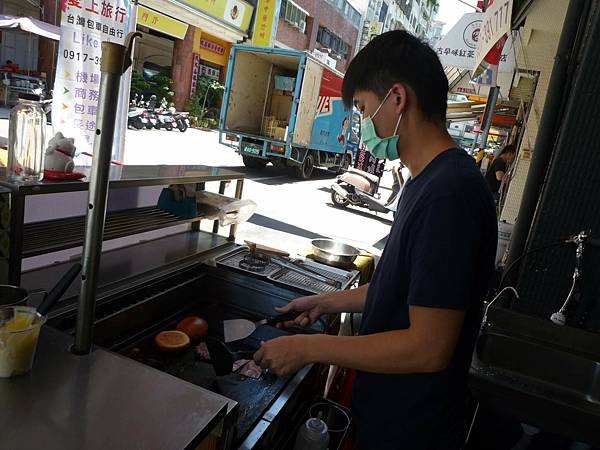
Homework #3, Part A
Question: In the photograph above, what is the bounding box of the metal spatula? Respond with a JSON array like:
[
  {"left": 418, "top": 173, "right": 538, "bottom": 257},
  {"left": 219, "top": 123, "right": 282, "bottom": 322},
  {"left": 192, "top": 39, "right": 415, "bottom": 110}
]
[
  {"left": 206, "top": 337, "right": 255, "bottom": 376},
  {"left": 223, "top": 312, "right": 299, "bottom": 343}
]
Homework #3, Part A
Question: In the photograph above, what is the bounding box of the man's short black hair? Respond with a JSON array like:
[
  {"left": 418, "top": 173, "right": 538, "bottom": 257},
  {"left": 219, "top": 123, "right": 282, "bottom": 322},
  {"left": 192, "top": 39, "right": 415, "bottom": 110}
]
[{"left": 342, "top": 30, "right": 448, "bottom": 123}]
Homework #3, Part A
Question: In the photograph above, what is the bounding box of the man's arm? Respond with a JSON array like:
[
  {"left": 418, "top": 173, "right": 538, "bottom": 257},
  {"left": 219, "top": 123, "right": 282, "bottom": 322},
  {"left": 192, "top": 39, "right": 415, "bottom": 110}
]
[
  {"left": 322, "top": 283, "right": 370, "bottom": 313},
  {"left": 275, "top": 283, "right": 369, "bottom": 328},
  {"left": 307, "top": 306, "right": 464, "bottom": 373},
  {"left": 257, "top": 305, "right": 465, "bottom": 375}
]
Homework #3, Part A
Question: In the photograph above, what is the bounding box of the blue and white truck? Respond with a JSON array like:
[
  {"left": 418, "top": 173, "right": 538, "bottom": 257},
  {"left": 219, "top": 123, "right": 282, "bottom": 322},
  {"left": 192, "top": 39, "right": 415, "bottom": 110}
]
[{"left": 219, "top": 45, "right": 361, "bottom": 179}]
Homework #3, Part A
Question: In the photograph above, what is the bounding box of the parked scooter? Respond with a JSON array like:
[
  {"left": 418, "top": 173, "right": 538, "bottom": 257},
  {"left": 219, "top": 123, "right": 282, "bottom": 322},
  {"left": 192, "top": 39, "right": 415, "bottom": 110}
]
[
  {"left": 154, "top": 98, "right": 176, "bottom": 131},
  {"left": 172, "top": 109, "right": 190, "bottom": 132},
  {"left": 127, "top": 106, "right": 146, "bottom": 129},
  {"left": 330, "top": 163, "right": 405, "bottom": 214},
  {"left": 128, "top": 94, "right": 147, "bottom": 129}
]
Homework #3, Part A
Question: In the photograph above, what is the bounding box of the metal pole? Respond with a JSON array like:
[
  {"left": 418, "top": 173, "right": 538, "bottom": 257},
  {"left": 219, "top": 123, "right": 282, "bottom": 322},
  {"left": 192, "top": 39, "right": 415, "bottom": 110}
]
[
  {"left": 213, "top": 180, "right": 227, "bottom": 234},
  {"left": 504, "top": 0, "right": 586, "bottom": 280},
  {"left": 73, "top": 33, "right": 141, "bottom": 355},
  {"left": 228, "top": 179, "right": 244, "bottom": 242},
  {"left": 479, "top": 85, "right": 500, "bottom": 150}
]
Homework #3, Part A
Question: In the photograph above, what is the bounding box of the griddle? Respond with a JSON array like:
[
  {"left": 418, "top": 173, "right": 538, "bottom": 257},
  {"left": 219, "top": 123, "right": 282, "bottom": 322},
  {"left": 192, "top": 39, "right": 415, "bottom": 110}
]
[
  {"left": 120, "top": 301, "right": 294, "bottom": 443},
  {"left": 49, "top": 264, "right": 328, "bottom": 449}
]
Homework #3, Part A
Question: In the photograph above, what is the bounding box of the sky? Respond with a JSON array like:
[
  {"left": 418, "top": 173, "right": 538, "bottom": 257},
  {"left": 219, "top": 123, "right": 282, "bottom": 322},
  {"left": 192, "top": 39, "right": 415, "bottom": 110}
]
[
  {"left": 348, "top": 0, "right": 479, "bottom": 35},
  {"left": 436, "top": 0, "right": 479, "bottom": 33}
]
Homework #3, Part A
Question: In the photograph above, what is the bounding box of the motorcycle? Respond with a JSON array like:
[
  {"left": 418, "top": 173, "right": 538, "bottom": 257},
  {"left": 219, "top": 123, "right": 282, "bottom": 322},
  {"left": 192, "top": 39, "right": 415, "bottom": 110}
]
[
  {"left": 330, "top": 164, "right": 405, "bottom": 214},
  {"left": 127, "top": 94, "right": 154, "bottom": 129},
  {"left": 170, "top": 108, "right": 190, "bottom": 132},
  {"left": 156, "top": 109, "right": 176, "bottom": 131},
  {"left": 127, "top": 103, "right": 147, "bottom": 130}
]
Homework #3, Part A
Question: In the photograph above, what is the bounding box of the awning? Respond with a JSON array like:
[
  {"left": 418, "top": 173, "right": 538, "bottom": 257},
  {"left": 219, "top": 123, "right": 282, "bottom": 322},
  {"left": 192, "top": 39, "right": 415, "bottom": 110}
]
[{"left": 0, "top": 15, "right": 60, "bottom": 41}]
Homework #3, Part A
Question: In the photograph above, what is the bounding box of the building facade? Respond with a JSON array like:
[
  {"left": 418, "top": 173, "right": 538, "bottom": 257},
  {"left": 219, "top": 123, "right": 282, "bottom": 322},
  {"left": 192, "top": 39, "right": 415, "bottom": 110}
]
[
  {"left": 358, "top": 0, "right": 438, "bottom": 50},
  {"left": 274, "top": 0, "right": 362, "bottom": 72},
  {"left": 1, "top": 0, "right": 44, "bottom": 72},
  {"left": 4, "top": 0, "right": 261, "bottom": 110},
  {"left": 132, "top": 0, "right": 258, "bottom": 110},
  {"left": 428, "top": 19, "right": 445, "bottom": 48}
]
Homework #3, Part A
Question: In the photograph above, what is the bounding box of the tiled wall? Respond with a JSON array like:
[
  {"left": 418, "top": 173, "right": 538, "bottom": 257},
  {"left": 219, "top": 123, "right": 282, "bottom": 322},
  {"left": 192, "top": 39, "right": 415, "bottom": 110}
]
[{"left": 500, "top": 0, "right": 570, "bottom": 224}]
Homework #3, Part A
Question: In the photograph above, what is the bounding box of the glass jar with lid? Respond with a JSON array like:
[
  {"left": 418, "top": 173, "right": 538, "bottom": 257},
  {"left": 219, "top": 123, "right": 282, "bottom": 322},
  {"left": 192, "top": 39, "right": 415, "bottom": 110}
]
[{"left": 8, "top": 93, "right": 46, "bottom": 183}]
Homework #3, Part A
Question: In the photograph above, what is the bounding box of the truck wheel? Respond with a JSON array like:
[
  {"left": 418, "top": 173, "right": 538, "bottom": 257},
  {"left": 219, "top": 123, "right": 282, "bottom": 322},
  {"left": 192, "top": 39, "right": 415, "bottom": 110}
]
[
  {"left": 294, "top": 153, "right": 314, "bottom": 180},
  {"left": 331, "top": 189, "right": 349, "bottom": 208},
  {"left": 243, "top": 155, "right": 268, "bottom": 170}
]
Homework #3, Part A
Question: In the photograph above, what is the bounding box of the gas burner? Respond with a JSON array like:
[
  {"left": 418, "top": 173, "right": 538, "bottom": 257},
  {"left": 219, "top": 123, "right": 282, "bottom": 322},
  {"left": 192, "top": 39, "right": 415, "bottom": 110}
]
[{"left": 239, "top": 251, "right": 271, "bottom": 272}]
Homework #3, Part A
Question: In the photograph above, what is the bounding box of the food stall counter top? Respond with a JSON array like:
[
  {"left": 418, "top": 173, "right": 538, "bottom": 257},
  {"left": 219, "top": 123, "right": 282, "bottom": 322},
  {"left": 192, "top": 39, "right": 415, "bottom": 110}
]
[
  {"left": 0, "top": 165, "right": 245, "bottom": 195},
  {"left": 0, "top": 326, "right": 232, "bottom": 450}
]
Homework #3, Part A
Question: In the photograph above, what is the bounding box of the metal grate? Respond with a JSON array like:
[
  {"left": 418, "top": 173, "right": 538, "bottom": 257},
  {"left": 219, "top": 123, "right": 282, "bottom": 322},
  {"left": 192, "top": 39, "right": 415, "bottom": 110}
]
[
  {"left": 216, "top": 247, "right": 358, "bottom": 294},
  {"left": 23, "top": 206, "right": 206, "bottom": 257},
  {"left": 216, "top": 247, "right": 281, "bottom": 277},
  {"left": 270, "top": 269, "right": 341, "bottom": 294}
]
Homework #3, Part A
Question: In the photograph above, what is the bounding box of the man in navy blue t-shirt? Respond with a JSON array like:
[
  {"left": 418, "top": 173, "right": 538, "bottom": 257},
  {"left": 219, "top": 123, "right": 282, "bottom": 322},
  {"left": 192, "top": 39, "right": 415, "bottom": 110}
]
[{"left": 254, "top": 30, "right": 497, "bottom": 449}]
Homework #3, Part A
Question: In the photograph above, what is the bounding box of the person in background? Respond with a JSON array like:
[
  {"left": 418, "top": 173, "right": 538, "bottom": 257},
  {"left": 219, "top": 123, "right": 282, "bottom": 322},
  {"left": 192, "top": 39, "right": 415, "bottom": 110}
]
[
  {"left": 1, "top": 60, "right": 19, "bottom": 72},
  {"left": 485, "top": 144, "right": 516, "bottom": 201},
  {"left": 253, "top": 30, "right": 497, "bottom": 450}
]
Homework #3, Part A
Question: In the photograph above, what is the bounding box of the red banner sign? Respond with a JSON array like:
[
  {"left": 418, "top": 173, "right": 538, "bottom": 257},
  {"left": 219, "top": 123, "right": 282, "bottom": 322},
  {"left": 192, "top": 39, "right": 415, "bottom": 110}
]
[{"left": 200, "top": 38, "right": 225, "bottom": 55}]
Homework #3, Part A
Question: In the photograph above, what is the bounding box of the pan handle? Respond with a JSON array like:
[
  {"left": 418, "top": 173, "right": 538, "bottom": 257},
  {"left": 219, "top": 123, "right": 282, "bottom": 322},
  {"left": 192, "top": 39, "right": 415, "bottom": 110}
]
[{"left": 37, "top": 263, "right": 82, "bottom": 316}]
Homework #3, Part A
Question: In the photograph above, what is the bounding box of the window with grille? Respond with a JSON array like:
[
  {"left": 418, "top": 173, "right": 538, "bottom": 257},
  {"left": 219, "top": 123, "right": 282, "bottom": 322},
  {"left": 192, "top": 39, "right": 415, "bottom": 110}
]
[
  {"left": 282, "top": 0, "right": 307, "bottom": 33},
  {"left": 317, "top": 26, "right": 350, "bottom": 59}
]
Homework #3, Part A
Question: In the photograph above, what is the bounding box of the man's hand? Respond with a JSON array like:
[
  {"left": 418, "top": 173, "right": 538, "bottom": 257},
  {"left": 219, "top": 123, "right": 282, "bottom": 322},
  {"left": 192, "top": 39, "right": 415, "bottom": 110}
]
[
  {"left": 275, "top": 294, "right": 329, "bottom": 328},
  {"left": 254, "top": 335, "right": 310, "bottom": 377}
]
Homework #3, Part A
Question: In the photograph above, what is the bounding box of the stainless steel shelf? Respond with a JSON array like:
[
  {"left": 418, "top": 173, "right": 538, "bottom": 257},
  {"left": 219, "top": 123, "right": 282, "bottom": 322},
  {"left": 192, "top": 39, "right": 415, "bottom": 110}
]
[
  {"left": 0, "top": 165, "right": 244, "bottom": 195},
  {"left": 23, "top": 206, "right": 209, "bottom": 257}
]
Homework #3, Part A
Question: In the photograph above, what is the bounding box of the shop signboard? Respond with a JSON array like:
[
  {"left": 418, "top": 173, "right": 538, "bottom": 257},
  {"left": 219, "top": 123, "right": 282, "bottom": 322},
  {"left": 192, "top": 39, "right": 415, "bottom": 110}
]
[
  {"left": 190, "top": 54, "right": 200, "bottom": 97},
  {"left": 200, "top": 38, "right": 225, "bottom": 55},
  {"left": 53, "top": 0, "right": 135, "bottom": 164},
  {"left": 179, "top": 0, "right": 254, "bottom": 33},
  {"left": 137, "top": 5, "right": 188, "bottom": 39},
  {"left": 436, "top": 12, "right": 514, "bottom": 73},
  {"left": 200, "top": 65, "right": 221, "bottom": 80},
  {"left": 251, "top": 0, "right": 280, "bottom": 47}
]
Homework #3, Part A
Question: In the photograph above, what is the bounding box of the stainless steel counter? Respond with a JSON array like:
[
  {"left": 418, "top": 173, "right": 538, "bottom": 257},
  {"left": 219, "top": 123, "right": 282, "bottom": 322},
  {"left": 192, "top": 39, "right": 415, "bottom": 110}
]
[
  {"left": 0, "top": 165, "right": 244, "bottom": 195},
  {"left": 0, "top": 327, "right": 233, "bottom": 450}
]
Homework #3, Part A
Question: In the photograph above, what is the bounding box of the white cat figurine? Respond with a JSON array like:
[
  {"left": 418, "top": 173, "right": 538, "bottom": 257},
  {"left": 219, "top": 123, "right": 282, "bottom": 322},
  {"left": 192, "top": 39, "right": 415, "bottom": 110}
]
[{"left": 44, "top": 132, "right": 76, "bottom": 173}]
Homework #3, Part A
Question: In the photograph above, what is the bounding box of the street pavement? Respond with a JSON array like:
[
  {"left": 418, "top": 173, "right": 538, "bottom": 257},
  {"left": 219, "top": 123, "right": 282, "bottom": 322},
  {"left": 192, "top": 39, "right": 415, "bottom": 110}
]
[
  {"left": 1, "top": 111, "right": 393, "bottom": 258},
  {"left": 122, "top": 126, "right": 394, "bottom": 257}
]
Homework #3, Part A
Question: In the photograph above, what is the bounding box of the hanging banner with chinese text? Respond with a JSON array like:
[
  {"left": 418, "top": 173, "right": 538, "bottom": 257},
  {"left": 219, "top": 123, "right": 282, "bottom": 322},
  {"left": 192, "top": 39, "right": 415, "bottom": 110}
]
[
  {"left": 436, "top": 13, "right": 514, "bottom": 73},
  {"left": 52, "top": 0, "right": 134, "bottom": 164},
  {"left": 473, "top": 0, "right": 513, "bottom": 73},
  {"left": 251, "top": 0, "right": 280, "bottom": 47}
]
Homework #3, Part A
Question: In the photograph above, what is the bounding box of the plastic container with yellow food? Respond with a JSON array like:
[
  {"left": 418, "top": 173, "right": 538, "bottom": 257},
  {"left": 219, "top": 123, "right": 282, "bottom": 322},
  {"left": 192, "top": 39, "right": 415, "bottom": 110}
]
[{"left": 0, "top": 306, "right": 46, "bottom": 378}]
